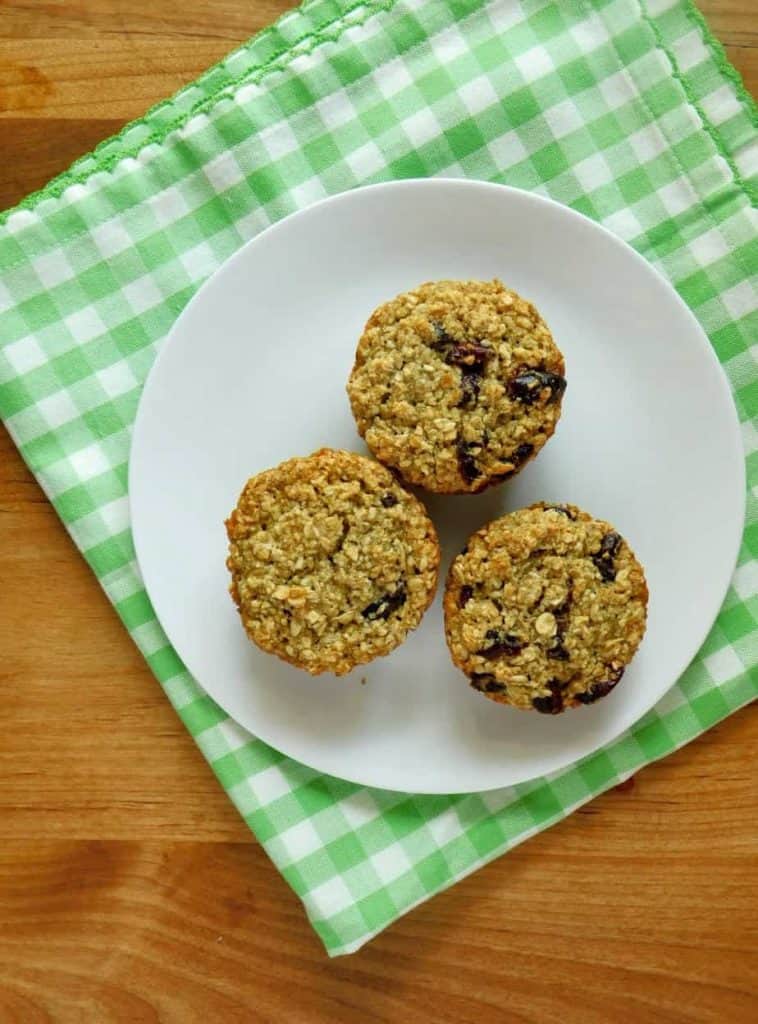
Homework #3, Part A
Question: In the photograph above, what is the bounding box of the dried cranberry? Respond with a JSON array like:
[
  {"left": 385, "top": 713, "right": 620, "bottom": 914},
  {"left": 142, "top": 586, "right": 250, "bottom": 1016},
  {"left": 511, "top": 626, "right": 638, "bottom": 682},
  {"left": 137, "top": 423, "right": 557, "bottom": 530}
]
[
  {"left": 380, "top": 492, "right": 398, "bottom": 508},
  {"left": 509, "top": 369, "right": 566, "bottom": 405},
  {"left": 553, "top": 591, "right": 572, "bottom": 620},
  {"left": 494, "top": 442, "right": 536, "bottom": 481},
  {"left": 547, "top": 642, "right": 570, "bottom": 661},
  {"left": 544, "top": 504, "right": 575, "bottom": 519},
  {"left": 459, "top": 366, "right": 482, "bottom": 408},
  {"left": 430, "top": 321, "right": 454, "bottom": 348},
  {"left": 362, "top": 585, "right": 407, "bottom": 621},
  {"left": 575, "top": 667, "right": 625, "bottom": 704},
  {"left": 459, "top": 584, "right": 474, "bottom": 608},
  {"left": 600, "top": 532, "right": 622, "bottom": 557},
  {"left": 477, "top": 629, "right": 524, "bottom": 658},
  {"left": 457, "top": 440, "right": 481, "bottom": 484},
  {"left": 594, "top": 561, "right": 615, "bottom": 582},
  {"left": 591, "top": 532, "right": 622, "bottom": 583},
  {"left": 542, "top": 584, "right": 573, "bottom": 661},
  {"left": 532, "top": 680, "right": 564, "bottom": 714},
  {"left": 470, "top": 673, "right": 506, "bottom": 694},
  {"left": 446, "top": 341, "right": 490, "bottom": 366}
]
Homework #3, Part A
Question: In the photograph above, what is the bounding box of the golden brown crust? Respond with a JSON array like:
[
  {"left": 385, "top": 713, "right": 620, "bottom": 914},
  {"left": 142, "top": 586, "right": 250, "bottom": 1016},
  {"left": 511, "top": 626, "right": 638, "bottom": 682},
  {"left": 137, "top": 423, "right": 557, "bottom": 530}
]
[
  {"left": 443, "top": 503, "right": 648, "bottom": 712},
  {"left": 226, "top": 449, "right": 440, "bottom": 676},
  {"left": 347, "top": 280, "right": 566, "bottom": 494}
]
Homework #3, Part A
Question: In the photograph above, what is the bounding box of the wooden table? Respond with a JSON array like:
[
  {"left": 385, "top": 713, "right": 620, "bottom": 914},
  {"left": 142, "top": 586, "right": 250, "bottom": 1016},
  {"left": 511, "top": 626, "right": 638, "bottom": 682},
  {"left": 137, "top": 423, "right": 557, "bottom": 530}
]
[{"left": 1, "top": 3, "right": 756, "bottom": 1020}]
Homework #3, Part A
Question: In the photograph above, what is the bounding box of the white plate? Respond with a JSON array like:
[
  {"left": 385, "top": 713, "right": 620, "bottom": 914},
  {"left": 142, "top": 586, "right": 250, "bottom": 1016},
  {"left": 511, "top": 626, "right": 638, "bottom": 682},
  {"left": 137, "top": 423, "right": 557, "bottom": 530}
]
[{"left": 130, "top": 179, "right": 744, "bottom": 794}]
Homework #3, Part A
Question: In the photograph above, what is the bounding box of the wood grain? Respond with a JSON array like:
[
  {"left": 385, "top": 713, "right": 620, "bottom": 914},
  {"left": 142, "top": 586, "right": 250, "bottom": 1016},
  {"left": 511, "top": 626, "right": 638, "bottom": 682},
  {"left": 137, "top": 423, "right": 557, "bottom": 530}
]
[{"left": 0, "top": 2, "right": 756, "bottom": 1021}]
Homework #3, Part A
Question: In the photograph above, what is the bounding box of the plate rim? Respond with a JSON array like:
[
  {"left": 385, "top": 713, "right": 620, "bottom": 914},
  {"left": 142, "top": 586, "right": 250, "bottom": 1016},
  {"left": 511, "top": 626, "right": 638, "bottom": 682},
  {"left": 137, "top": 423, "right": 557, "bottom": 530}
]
[{"left": 129, "top": 177, "right": 745, "bottom": 793}]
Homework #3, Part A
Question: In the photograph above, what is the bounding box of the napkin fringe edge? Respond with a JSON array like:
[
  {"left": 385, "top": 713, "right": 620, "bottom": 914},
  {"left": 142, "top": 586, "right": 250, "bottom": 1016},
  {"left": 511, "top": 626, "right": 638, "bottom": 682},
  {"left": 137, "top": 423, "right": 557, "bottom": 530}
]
[{"left": 0, "top": 0, "right": 394, "bottom": 228}]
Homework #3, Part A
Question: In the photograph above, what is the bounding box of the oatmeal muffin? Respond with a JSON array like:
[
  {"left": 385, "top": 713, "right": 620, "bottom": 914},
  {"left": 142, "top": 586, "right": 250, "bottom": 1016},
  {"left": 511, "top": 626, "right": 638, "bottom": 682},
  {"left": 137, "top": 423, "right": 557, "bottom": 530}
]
[
  {"left": 347, "top": 279, "right": 566, "bottom": 494},
  {"left": 444, "top": 503, "right": 648, "bottom": 712},
  {"left": 226, "top": 448, "right": 440, "bottom": 676}
]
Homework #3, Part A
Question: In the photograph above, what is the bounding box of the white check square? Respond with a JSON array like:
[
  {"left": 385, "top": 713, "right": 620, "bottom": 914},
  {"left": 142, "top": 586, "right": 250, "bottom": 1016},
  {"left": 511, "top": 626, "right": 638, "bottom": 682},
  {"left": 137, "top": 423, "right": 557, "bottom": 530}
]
[
  {"left": 64, "top": 307, "right": 107, "bottom": 343},
  {"left": 96, "top": 362, "right": 138, "bottom": 399},
  {"left": 514, "top": 45, "right": 554, "bottom": 83},
  {"left": 457, "top": 76, "right": 499, "bottom": 117},
  {"left": 721, "top": 280, "right": 756, "bottom": 320},
  {"left": 733, "top": 561, "right": 758, "bottom": 601},
  {"left": 69, "top": 442, "right": 111, "bottom": 482},
  {"left": 305, "top": 876, "right": 354, "bottom": 918},
  {"left": 204, "top": 150, "right": 247, "bottom": 193},
  {"left": 345, "top": 141, "right": 385, "bottom": 179},
  {"left": 573, "top": 152, "right": 613, "bottom": 192},
  {"left": 149, "top": 186, "right": 190, "bottom": 228},
  {"left": 704, "top": 646, "right": 743, "bottom": 685},
  {"left": 543, "top": 98, "right": 584, "bottom": 139},
  {"left": 369, "top": 845, "right": 411, "bottom": 886},
  {"left": 122, "top": 276, "right": 164, "bottom": 315},
  {"left": 4, "top": 335, "right": 47, "bottom": 375},
  {"left": 36, "top": 389, "right": 80, "bottom": 429},
  {"left": 257, "top": 120, "right": 300, "bottom": 162},
  {"left": 30, "top": 250, "right": 74, "bottom": 289}
]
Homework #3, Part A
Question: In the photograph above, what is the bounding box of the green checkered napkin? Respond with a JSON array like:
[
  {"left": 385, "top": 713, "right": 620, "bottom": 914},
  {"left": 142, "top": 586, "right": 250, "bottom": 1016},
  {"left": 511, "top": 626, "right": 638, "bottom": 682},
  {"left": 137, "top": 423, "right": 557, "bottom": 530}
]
[{"left": 1, "top": 0, "right": 756, "bottom": 956}]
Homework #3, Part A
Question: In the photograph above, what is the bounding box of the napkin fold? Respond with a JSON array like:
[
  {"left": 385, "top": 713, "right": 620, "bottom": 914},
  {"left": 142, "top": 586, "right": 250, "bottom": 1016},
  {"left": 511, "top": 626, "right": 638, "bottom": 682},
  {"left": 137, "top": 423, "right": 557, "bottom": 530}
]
[{"left": 1, "top": 0, "right": 756, "bottom": 956}]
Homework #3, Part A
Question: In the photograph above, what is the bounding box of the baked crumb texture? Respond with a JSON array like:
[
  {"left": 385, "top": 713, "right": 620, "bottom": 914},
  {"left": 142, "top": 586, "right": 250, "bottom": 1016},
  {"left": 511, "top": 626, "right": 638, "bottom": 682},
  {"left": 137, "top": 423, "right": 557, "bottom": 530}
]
[
  {"left": 444, "top": 503, "right": 648, "bottom": 712},
  {"left": 226, "top": 448, "right": 440, "bottom": 676},
  {"left": 347, "top": 279, "right": 566, "bottom": 494}
]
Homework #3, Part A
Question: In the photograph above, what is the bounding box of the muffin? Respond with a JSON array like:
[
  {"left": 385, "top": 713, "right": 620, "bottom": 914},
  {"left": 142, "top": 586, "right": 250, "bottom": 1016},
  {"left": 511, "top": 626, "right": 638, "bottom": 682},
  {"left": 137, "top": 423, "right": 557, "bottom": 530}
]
[
  {"left": 443, "top": 503, "right": 648, "bottom": 712},
  {"left": 225, "top": 448, "right": 440, "bottom": 676},
  {"left": 347, "top": 279, "right": 565, "bottom": 494}
]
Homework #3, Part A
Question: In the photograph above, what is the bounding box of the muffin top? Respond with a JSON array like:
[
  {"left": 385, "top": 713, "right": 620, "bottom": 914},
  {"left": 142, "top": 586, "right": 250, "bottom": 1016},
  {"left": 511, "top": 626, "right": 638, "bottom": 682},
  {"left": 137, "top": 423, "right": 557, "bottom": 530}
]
[
  {"left": 226, "top": 448, "right": 440, "bottom": 676},
  {"left": 347, "top": 279, "right": 565, "bottom": 494},
  {"left": 444, "top": 503, "right": 648, "bottom": 712}
]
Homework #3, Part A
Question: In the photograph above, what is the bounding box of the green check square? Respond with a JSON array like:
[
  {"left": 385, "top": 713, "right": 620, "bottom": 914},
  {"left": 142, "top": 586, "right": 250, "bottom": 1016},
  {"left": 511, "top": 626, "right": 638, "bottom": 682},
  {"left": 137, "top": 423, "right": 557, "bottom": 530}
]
[
  {"left": 634, "top": 719, "right": 674, "bottom": 761},
  {"left": 148, "top": 645, "right": 186, "bottom": 684},
  {"left": 55, "top": 483, "right": 96, "bottom": 522},
  {"left": 678, "top": 268, "right": 720, "bottom": 307},
  {"left": 357, "top": 889, "right": 396, "bottom": 931},
  {"left": 691, "top": 689, "right": 731, "bottom": 728},
  {"left": 444, "top": 117, "right": 487, "bottom": 160},
  {"left": 388, "top": 150, "right": 428, "bottom": 178},
  {"left": 503, "top": 85, "right": 541, "bottom": 127},
  {"left": 474, "top": 35, "right": 509, "bottom": 72},
  {"left": 194, "top": 195, "right": 234, "bottom": 235},
  {"left": 615, "top": 23, "right": 650, "bottom": 65},
  {"left": 578, "top": 751, "right": 617, "bottom": 791},
  {"left": 387, "top": 800, "right": 426, "bottom": 840},
  {"left": 558, "top": 55, "right": 595, "bottom": 94},
  {"left": 529, "top": 4, "right": 566, "bottom": 40},
  {"left": 385, "top": 10, "right": 427, "bottom": 52},
  {"left": 303, "top": 134, "right": 343, "bottom": 173},
  {"left": 327, "top": 833, "right": 367, "bottom": 873},
  {"left": 531, "top": 140, "right": 570, "bottom": 179},
  {"left": 117, "top": 590, "right": 154, "bottom": 630},
  {"left": 417, "top": 66, "right": 456, "bottom": 105},
  {"left": 589, "top": 111, "right": 625, "bottom": 149},
  {"left": 467, "top": 818, "right": 506, "bottom": 857},
  {"left": 136, "top": 232, "right": 176, "bottom": 270},
  {"left": 719, "top": 604, "right": 756, "bottom": 643},
  {"left": 246, "top": 165, "right": 287, "bottom": 204},
  {"left": 18, "top": 292, "right": 60, "bottom": 332},
  {"left": 520, "top": 784, "right": 563, "bottom": 826},
  {"left": 272, "top": 76, "right": 314, "bottom": 117},
  {"left": 330, "top": 45, "right": 372, "bottom": 87},
  {"left": 415, "top": 850, "right": 453, "bottom": 892},
  {"left": 618, "top": 167, "right": 653, "bottom": 205}
]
